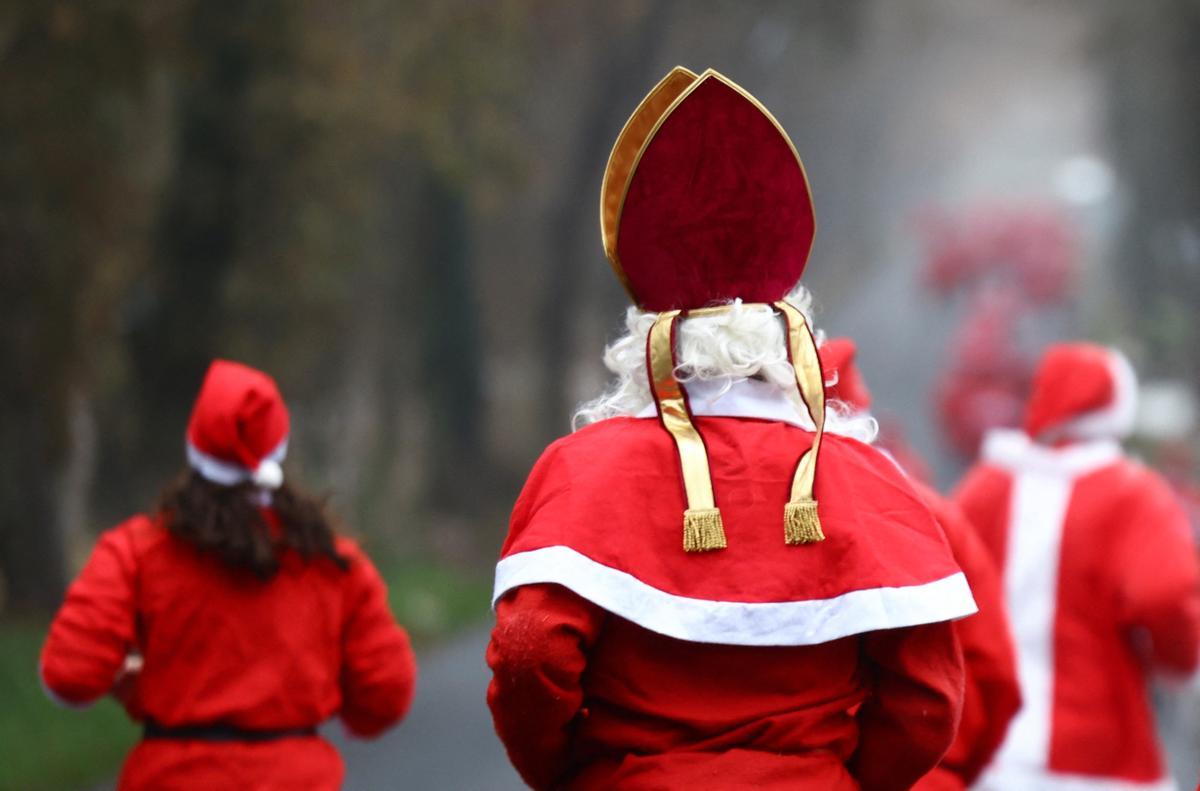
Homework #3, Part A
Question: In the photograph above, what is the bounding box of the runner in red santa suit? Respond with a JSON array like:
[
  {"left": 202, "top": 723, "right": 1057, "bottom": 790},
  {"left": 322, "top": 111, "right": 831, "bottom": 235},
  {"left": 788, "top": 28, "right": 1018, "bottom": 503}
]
[
  {"left": 486, "top": 67, "right": 977, "bottom": 791},
  {"left": 954, "top": 342, "right": 1200, "bottom": 791},
  {"left": 819, "top": 338, "right": 1021, "bottom": 791},
  {"left": 41, "top": 360, "right": 417, "bottom": 791}
]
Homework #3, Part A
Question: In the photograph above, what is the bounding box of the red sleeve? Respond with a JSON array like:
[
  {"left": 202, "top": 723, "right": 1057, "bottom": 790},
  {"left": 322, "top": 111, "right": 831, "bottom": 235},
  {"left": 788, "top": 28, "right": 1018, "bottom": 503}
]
[
  {"left": 339, "top": 546, "right": 418, "bottom": 737},
  {"left": 40, "top": 519, "right": 143, "bottom": 705},
  {"left": 924, "top": 490, "right": 1021, "bottom": 786},
  {"left": 1114, "top": 472, "right": 1200, "bottom": 675},
  {"left": 852, "top": 621, "right": 965, "bottom": 791},
  {"left": 486, "top": 583, "right": 606, "bottom": 791},
  {"left": 952, "top": 463, "right": 1012, "bottom": 570}
]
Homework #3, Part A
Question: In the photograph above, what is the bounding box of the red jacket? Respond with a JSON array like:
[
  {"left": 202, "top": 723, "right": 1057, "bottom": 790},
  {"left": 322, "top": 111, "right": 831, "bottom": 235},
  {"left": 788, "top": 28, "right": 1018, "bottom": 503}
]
[
  {"left": 489, "top": 405, "right": 973, "bottom": 790},
  {"left": 955, "top": 431, "right": 1200, "bottom": 789},
  {"left": 489, "top": 584, "right": 963, "bottom": 791},
  {"left": 41, "top": 514, "right": 417, "bottom": 791},
  {"left": 910, "top": 482, "right": 1021, "bottom": 791}
]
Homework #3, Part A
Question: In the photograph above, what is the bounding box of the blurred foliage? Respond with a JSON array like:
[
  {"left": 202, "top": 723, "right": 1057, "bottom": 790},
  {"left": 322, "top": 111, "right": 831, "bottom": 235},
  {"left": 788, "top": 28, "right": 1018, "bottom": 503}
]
[
  {"left": 0, "top": 0, "right": 542, "bottom": 611},
  {"left": 382, "top": 555, "right": 494, "bottom": 647},
  {"left": 0, "top": 619, "right": 138, "bottom": 790},
  {"left": 2, "top": 0, "right": 1199, "bottom": 612}
]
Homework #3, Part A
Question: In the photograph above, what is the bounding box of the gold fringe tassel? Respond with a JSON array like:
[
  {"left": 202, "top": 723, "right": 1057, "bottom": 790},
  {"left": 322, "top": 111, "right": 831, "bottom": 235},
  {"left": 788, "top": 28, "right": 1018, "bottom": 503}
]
[
  {"left": 683, "top": 508, "right": 727, "bottom": 552},
  {"left": 776, "top": 300, "right": 828, "bottom": 546},
  {"left": 784, "top": 500, "right": 824, "bottom": 544},
  {"left": 649, "top": 311, "right": 728, "bottom": 552}
]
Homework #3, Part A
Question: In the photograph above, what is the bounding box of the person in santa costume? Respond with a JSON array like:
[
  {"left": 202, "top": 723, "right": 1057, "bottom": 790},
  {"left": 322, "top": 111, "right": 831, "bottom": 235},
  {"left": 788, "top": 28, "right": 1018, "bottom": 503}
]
[
  {"left": 486, "top": 66, "right": 977, "bottom": 791},
  {"left": 818, "top": 337, "right": 1022, "bottom": 791},
  {"left": 40, "top": 360, "right": 417, "bottom": 791},
  {"left": 954, "top": 342, "right": 1200, "bottom": 791}
]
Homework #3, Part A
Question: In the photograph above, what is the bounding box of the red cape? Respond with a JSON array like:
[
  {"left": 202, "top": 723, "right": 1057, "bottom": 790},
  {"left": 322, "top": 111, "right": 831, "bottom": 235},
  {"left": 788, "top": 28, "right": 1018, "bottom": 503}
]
[{"left": 496, "top": 405, "right": 975, "bottom": 646}]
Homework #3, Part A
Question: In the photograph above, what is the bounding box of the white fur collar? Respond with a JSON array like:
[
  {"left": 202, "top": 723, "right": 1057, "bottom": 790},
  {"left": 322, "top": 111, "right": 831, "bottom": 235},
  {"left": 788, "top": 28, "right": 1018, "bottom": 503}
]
[
  {"left": 635, "top": 378, "right": 813, "bottom": 429},
  {"left": 981, "top": 428, "right": 1122, "bottom": 477}
]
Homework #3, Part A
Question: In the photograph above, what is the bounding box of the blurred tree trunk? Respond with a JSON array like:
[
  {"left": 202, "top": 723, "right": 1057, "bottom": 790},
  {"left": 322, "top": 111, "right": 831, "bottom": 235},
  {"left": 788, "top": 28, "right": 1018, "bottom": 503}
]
[
  {"left": 417, "top": 166, "right": 486, "bottom": 512},
  {"left": 538, "top": 2, "right": 673, "bottom": 439},
  {"left": 1105, "top": 1, "right": 1200, "bottom": 382},
  {"left": 0, "top": 5, "right": 154, "bottom": 610},
  {"left": 0, "top": 311, "right": 68, "bottom": 611},
  {"left": 120, "top": 1, "right": 288, "bottom": 502}
]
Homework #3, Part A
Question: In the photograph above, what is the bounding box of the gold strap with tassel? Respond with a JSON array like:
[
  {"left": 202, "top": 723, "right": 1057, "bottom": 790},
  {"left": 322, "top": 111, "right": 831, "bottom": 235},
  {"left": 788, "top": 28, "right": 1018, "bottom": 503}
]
[
  {"left": 775, "top": 300, "right": 827, "bottom": 544},
  {"left": 647, "top": 310, "right": 727, "bottom": 551}
]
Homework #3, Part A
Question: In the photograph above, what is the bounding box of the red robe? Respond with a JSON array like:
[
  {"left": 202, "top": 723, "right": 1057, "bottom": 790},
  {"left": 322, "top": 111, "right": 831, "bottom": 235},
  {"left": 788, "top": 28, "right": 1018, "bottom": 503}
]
[
  {"left": 41, "top": 514, "right": 417, "bottom": 791},
  {"left": 489, "top": 384, "right": 975, "bottom": 789},
  {"left": 955, "top": 430, "right": 1200, "bottom": 790},
  {"left": 909, "top": 481, "right": 1021, "bottom": 791},
  {"left": 489, "top": 584, "right": 962, "bottom": 791}
]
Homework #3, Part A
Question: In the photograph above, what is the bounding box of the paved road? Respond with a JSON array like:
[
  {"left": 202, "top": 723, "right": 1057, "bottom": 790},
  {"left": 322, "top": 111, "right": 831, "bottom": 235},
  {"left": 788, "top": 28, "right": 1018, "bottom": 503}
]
[{"left": 328, "top": 625, "right": 525, "bottom": 791}]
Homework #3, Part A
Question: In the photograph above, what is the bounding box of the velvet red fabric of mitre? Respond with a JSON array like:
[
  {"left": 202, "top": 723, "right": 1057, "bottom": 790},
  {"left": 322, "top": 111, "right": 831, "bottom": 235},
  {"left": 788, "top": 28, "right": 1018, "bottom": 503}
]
[
  {"left": 1023, "top": 343, "right": 1115, "bottom": 439},
  {"left": 186, "top": 360, "right": 290, "bottom": 471},
  {"left": 819, "top": 338, "right": 872, "bottom": 413},
  {"left": 615, "top": 74, "right": 815, "bottom": 311}
]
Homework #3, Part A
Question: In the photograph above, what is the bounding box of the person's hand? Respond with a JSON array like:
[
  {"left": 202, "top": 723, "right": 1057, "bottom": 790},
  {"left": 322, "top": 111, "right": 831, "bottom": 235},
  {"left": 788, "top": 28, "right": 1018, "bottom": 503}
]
[{"left": 112, "top": 653, "right": 143, "bottom": 717}]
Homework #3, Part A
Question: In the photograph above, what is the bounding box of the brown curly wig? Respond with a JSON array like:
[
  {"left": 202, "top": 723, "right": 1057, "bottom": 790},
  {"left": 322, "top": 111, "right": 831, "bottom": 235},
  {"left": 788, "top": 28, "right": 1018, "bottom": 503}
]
[{"left": 158, "top": 471, "right": 348, "bottom": 579}]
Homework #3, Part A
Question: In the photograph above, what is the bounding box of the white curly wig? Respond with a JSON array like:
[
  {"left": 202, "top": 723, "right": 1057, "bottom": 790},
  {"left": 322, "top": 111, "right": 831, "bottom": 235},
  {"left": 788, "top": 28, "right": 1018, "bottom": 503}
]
[{"left": 573, "top": 285, "right": 878, "bottom": 443}]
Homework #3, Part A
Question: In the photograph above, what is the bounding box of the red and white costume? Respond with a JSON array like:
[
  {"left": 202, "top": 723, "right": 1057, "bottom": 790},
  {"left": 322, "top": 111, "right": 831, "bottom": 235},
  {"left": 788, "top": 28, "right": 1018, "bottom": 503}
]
[
  {"left": 820, "top": 338, "right": 1022, "bottom": 791},
  {"left": 41, "top": 361, "right": 417, "bottom": 790},
  {"left": 954, "top": 343, "right": 1200, "bottom": 790},
  {"left": 488, "top": 67, "right": 975, "bottom": 790}
]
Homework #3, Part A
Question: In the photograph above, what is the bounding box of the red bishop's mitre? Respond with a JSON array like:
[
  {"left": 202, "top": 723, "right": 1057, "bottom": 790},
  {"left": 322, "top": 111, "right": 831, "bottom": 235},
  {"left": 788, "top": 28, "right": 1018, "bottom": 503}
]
[
  {"left": 186, "top": 360, "right": 290, "bottom": 489},
  {"left": 597, "top": 68, "right": 826, "bottom": 552},
  {"left": 1024, "top": 342, "right": 1137, "bottom": 441},
  {"left": 600, "top": 67, "right": 816, "bottom": 311}
]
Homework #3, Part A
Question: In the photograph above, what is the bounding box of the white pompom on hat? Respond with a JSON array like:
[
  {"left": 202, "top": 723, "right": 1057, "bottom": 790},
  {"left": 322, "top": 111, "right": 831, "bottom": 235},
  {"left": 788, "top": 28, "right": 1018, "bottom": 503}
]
[{"left": 185, "top": 360, "right": 290, "bottom": 489}]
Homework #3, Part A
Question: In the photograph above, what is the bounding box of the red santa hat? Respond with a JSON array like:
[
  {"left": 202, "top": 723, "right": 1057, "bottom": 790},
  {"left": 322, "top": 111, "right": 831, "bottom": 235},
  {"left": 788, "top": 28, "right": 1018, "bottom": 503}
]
[
  {"left": 818, "top": 338, "right": 872, "bottom": 413},
  {"left": 1023, "top": 342, "right": 1137, "bottom": 442},
  {"left": 599, "top": 67, "right": 825, "bottom": 552},
  {"left": 185, "top": 360, "right": 290, "bottom": 489}
]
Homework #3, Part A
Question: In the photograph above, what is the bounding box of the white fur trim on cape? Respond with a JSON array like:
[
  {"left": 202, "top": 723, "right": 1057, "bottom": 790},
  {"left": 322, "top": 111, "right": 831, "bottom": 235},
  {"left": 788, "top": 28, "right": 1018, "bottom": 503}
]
[
  {"left": 976, "top": 766, "right": 1176, "bottom": 791},
  {"left": 186, "top": 437, "right": 288, "bottom": 487},
  {"left": 493, "top": 545, "right": 977, "bottom": 647}
]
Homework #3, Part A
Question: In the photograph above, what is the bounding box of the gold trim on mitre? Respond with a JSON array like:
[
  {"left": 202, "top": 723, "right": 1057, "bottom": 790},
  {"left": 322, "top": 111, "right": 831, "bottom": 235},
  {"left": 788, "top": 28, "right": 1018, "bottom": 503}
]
[
  {"left": 599, "top": 68, "right": 818, "bottom": 308},
  {"left": 599, "top": 66, "right": 698, "bottom": 301}
]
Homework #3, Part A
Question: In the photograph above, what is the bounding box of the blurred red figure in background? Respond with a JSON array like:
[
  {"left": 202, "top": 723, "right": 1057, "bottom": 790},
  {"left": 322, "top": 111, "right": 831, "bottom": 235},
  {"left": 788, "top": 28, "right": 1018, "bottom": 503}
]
[
  {"left": 820, "top": 337, "right": 1022, "bottom": 791},
  {"left": 955, "top": 343, "right": 1200, "bottom": 790},
  {"left": 919, "top": 205, "right": 1079, "bottom": 459},
  {"left": 934, "top": 287, "right": 1033, "bottom": 457},
  {"left": 41, "top": 360, "right": 417, "bottom": 791},
  {"left": 487, "top": 68, "right": 975, "bottom": 790}
]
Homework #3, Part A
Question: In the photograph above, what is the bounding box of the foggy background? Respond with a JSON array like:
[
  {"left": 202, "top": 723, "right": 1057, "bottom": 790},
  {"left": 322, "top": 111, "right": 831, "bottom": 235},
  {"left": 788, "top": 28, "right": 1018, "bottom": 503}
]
[{"left": 2, "top": 1, "right": 1199, "bottom": 788}]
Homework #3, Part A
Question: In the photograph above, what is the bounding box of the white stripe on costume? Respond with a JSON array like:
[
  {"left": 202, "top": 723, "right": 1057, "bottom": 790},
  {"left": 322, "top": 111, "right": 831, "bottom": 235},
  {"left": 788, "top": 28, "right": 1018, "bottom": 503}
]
[
  {"left": 993, "top": 464, "right": 1073, "bottom": 769},
  {"left": 493, "top": 545, "right": 977, "bottom": 647},
  {"left": 975, "top": 766, "right": 1177, "bottom": 791},
  {"left": 981, "top": 429, "right": 1128, "bottom": 783}
]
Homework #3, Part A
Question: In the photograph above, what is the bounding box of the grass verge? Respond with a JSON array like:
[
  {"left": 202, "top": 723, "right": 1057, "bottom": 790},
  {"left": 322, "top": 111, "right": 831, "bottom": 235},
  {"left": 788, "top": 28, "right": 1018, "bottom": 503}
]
[{"left": 0, "top": 621, "right": 137, "bottom": 791}]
